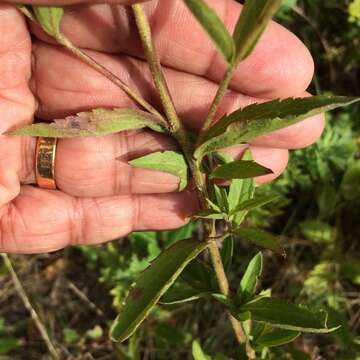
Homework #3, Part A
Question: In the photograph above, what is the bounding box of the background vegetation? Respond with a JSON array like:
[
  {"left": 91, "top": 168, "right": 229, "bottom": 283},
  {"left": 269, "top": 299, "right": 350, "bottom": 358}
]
[{"left": 0, "top": 0, "right": 359, "bottom": 359}]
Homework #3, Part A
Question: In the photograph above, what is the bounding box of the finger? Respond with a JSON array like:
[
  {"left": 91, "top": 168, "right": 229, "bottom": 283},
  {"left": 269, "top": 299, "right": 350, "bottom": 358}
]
[
  {"left": 23, "top": 130, "right": 181, "bottom": 197},
  {"left": 31, "top": 0, "right": 314, "bottom": 98},
  {"left": 31, "top": 43, "right": 324, "bottom": 150},
  {"left": 0, "top": 4, "right": 35, "bottom": 208},
  {"left": 0, "top": 186, "right": 198, "bottom": 253}
]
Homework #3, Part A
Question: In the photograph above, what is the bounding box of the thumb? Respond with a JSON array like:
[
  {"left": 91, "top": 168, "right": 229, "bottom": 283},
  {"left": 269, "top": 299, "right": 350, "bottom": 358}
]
[{"left": 6, "top": 0, "right": 149, "bottom": 5}]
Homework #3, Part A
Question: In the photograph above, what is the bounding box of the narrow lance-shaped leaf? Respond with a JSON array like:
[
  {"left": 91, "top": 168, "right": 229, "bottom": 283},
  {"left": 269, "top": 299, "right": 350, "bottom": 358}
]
[
  {"left": 229, "top": 194, "right": 279, "bottom": 215},
  {"left": 184, "top": 0, "right": 235, "bottom": 63},
  {"left": 235, "top": 227, "right": 284, "bottom": 256},
  {"left": 220, "top": 236, "right": 234, "bottom": 273},
  {"left": 210, "top": 160, "right": 273, "bottom": 180},
  {"left": 110, "top": 239, "right": 208, "bottom": 342},
  {"left": 238, "top": 297, "right": 340, "bottom": 333},
  {"left": 192, "top": 209, "right": 226, "bottom": 220},
  {"left": 237, "top": 252, "right": 263, "bottom": 301},
  {"left": 195, "top": 96, "right": 360, "bottom": 159},
  {"left": 32, "top": 6, "right": 64, "bottom": 38},
  {"left": 9, "top": 108, "right": 165, "bottom": 138},
  {"left": 160, "top": 285, "right": 211, "bottom": 305},
  {"left": 254, "top": 328, "right": 300, "bottom": 348},
  {"left": 227, "top": 150, "right": 255, "bottom": 226},
  {"left": 129, "top": 151, "right": 188, "bottom": 191},
  {"left": 233, "top": 0, "right": 282, "bottom": 62}
]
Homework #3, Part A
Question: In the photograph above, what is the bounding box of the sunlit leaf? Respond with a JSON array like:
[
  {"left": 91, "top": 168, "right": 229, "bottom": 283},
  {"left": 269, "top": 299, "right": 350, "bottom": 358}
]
[
  {"left": 9, "top": 108, "right": 165, "bottom": 138},
  {"left": 195, "top": 96, "right": 360, "bottom": 159},
  {"left": 129, "top": 151, "right": 188, "bottom": 191},
  {"left": 184, "top": 0, "right": 235, "bottom": 63},
  {"left": 238, "top": 297, "right": 340, "bottom": 333},
  {"left": 237, "top": 252, "right": 263, "bottom": 301},
  {"left": 210, "top": 160, "right": 273, "bottom": 179},
  {"left": 110, "top": 239, "right": 208, "bottom": 342},
  {"left": 192, "top": 339, "right": 212, "bottom": 360},
  {"left": 235, "top": 228, "right": 284, "bottom": 255},
  {"left": 229, "top": 194, "right": 279, "bottom": 215},
  {"left": 32, "top": 6, "right": 64, "bottom": 37},
  {"left": 254, "top": 328, "right": 300, "bottom": 348},
  {"left": 233, "top": 0, "right": 282, "bottom": 62}
]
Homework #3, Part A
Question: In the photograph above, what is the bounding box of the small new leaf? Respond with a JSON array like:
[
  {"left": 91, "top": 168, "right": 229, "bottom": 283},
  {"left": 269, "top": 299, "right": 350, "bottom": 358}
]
[
  {"left": 235, "top": 228, "right": 284, "bottom": 255},
  {"left": 193, "top": 210, "right": 226, "bottom": 220},
  {"left": 129, "top": 151, "right": 188, "bottom": 191},
  {"left": 195, "top": 96, "right": 360, "bottom": 159},
  {"left": 9, "top": 108, "right": 165, "bottom": 138},
  {"left": 239, "top": 297, "right": 340, "bottom": 333},
  {"left": 210, "top": 160, "right": 273, "bottom": 179},
  {"left": 184, "top": 0, "right": 235, "bottom": 63},
  {"left": 237, "top": 252, "right": 263, "bottom": 301},
  {"left": 233, "top": 0, "right": 282, "bottom": 62},
  {"left": 32, "top": 6, "right": 64, "bottom": 38},
  {"left": 160, "top": 287, "right": 210, "bottom": 305},
  {"left": 110, "top": 239, "right": 208, "bottom": 342}
]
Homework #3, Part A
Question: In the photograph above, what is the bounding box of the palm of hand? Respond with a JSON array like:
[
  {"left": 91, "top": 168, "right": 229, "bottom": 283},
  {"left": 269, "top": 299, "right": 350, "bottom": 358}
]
[{"left": 0, "top": 0, "right": 324, "bottom": 253}]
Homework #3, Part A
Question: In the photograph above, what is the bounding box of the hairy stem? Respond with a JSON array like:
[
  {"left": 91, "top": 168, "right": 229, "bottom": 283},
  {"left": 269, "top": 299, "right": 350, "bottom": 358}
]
[
  {"left": 131, "top": 4, "right": 192, "bottom": 156},
  {"left": 58, "top": 36, "right": 166, "bottom": 125},
  {"left": 1, "top": 254, "right": 60, "bottom": 359},
  {"left": 198, "top": 66, "right": 235, "bottom": 145}
]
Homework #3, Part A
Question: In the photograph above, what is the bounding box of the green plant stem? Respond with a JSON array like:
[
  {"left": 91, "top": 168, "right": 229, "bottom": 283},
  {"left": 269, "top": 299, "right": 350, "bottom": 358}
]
[
  {"left": 131, "top": 4, "right": 192, "bottom": 157},
  {"left": 1, "top": 254, "right": 60, "bottom": 359},
  {"left": 57, "top": 36, "right": 166, "bottom": 125},
  {"left": 198, "top": 65, "right": 236, "bottom": 144}
]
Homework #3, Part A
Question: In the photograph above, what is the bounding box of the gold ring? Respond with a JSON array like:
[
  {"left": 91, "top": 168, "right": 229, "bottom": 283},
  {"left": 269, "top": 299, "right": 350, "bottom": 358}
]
[{"left": 35, "top": 137, "right": 58, "bottom": 190}]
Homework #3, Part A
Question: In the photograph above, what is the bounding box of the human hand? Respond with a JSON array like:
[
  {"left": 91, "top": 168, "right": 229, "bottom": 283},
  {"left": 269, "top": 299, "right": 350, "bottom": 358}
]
[{"left": 0, "top": 0, "right": 324, "bottom": 253}]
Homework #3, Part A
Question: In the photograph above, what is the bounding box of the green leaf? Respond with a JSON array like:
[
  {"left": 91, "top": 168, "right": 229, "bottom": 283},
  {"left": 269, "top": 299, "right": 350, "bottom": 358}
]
[
  {"left": 129, "top": 151, "right": 188, "bottom": 191},
  {"left": 184, "top": 0, "right": 235, "bottom": 63},
  {"left": 235, "top": 228, "right": 284, "bottom": 255},
  {"left": 239, "top": 297, "right": 340, "bottom": 333},
  {"left": 229, "top": 194, "right": 279, "bottom": 215},
  {"left": 233, "top": 0, "right": 282, "bottom": 62},
  {"left": 213, "top": 185, "right": 229, "bottom": 213},
  {"left": 160, "top": 287, "right": 210, "bottom": 305},
  {"left": 220, "top": 236, "right": 234, "bottom": 273},
  {"left": 195, "top": 96, "right": 360, "bottom": 159},
  {"left": 192, "top": 339, "right": 212, "bottom": 360},
  {"left": 180, "top": 259, "right": 216, "bottom": 292},
  {"left": 86, "top": 325, "right": 103, "bottom": 339},
  {"left": 227, "top": 151, "right": 256, "bottom": 226},
  {"left": 9, "top": 108, "right": 165, "bottom": 138},
  {"left": 193, "top": 210, "right": 225, "bottom": 220},
  {"left": 32, "top": 6, "right": 64, "bottom": 38},
  {"left": 255, "top": 328, "right": 300, "bottom": 348},
  {"left": 210, "top": 160, "right": 273, "bottom": 179},
  {"left": 110, "top": 239, "right": 208, "bottom": 342},
  {"left": 237, "top": 252, "right": 263, "bottom": 301},
  {"left": 0, "top": 338, "right": 19, "bottom": 354}
]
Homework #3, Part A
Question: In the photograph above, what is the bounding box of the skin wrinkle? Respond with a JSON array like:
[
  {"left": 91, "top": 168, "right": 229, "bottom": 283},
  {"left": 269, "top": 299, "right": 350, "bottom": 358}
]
[
  {"left": 69, "top": 196, "right": 86, "bottom": 246},
  {"left": 130, "top": 194, "right": 141, "bottom": 234}
]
